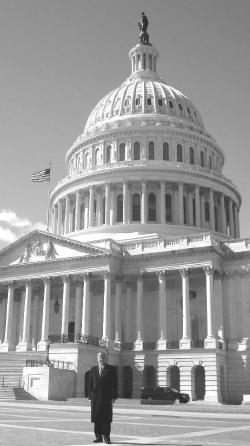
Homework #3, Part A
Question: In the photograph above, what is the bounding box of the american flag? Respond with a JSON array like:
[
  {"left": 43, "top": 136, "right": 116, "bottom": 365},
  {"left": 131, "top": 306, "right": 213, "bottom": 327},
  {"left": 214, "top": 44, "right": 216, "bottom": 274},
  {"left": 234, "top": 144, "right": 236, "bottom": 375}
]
[{"left": 32, "top": 168, "right": 51, "bottom": 182}]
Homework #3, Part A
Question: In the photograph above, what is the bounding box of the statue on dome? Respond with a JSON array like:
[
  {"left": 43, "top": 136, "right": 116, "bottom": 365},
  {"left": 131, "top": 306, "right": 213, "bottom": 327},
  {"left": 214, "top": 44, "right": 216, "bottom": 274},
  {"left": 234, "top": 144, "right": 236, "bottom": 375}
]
[{"left": 138, "top": 12, "right": 150, "bottom": 45}]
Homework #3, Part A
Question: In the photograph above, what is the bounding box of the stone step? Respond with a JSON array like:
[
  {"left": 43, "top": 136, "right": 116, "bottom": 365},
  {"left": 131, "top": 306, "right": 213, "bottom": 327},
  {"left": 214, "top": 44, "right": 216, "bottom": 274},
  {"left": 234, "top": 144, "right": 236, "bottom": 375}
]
[{"left": 0, "top": 387, "right": 37, "bottom": 401}]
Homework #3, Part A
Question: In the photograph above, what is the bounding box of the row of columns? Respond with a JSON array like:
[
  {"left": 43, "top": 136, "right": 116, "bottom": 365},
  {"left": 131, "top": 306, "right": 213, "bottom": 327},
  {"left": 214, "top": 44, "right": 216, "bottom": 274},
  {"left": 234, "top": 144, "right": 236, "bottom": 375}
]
[
  {"left": 52, "top": 183, "right": 240, "bottom": 237},
  {"left": 0, "top": 266, "right": 217, "bottom": 352}
]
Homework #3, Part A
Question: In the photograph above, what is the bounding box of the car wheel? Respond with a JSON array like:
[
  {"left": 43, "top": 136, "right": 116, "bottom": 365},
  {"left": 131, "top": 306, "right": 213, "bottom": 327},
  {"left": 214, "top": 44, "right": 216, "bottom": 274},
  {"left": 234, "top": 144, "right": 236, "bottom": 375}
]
[{"left": 174, "top": 398, "right": 180, "bottom": 405}]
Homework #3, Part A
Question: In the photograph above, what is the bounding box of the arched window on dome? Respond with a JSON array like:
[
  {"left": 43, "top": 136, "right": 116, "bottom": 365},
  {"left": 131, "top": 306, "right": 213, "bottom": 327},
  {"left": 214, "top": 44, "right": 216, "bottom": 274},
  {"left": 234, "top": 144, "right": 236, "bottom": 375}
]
[
  {"left": 132, "top": 193, "right": 141, "bottom": 221},
  {"left": 214, "top": 204, "right": 219, "bottom": 231},
  {"left": 93, "top": 148, "right": 100, "bottom": 166},
  {"left": 177, "top": 144, "right": 183, "bottom": 163},
  {"left": 93, "top": 199, "right": 97, "bottom": 225},
  {"left": 209, "top": 156, "right": 212, "bottom": 170},
  {"left": 119, "top": 143, "right": 125, "bottom": 162},
  {"left": 205, "top": 201, "right": 210, "bottom": 222},
  {"left": 106, "top": 145, "right": 111, "bottom": 164},
  {"left": 133, "top": 142, "right": 140, "bottom": 160},
  {"left": 165, "top": 194, "right": 172, "bottom": 222},
  {"left": 102, "top": 197, "right": 106, "bottom": 225},
  {"left": 148, "top": 192, "right": 157, "bottom": 222},
  {"left": 143, "top": 54, "right": 146, "bottom": 70},
  {"left": 149, "top": 54, "right": 152, "bottom": 70},
  {"left": 135, "top": 97, "right": 141, "bottom": 106},
  {"left": 85, "top": 152, "right": 90, "bottom": 169},
  {"left": 116, "top": 194, "right": 123, "bottom": 223},
  {"left": 200, "top": 151, "right": 205, "bottom": 167},
  {"left": 189, "top": 147, "right": 195, "bottom": 165},
  {"left": 148, "top": 141, "right": 155, "bottom": 160},
  {"left": 163, "top": 142, "right": 169, "bottom": 161}
]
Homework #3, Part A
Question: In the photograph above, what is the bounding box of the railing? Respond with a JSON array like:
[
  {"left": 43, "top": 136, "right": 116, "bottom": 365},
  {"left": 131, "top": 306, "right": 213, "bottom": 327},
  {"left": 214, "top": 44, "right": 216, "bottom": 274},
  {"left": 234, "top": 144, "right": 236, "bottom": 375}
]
[
  {"left": 166, "top": 341, "right": 179, "bottom": 349},
  {"left": 113, "top": 341, "right": 134, "bottom": 351},
  {"left": 192, "top": 340, "right": 204, "bottom": 348},
  {"left": 75, "top": 334, "right": 107, "bottom": 348},
  {"left": 48, "top": 334, "right": 75, "bottom": 344},
  {"left": 143, "top": 341, "right": 156, "bottom": 350},
  {"left": 1, "top": 375, "right": 23, "bottom": 388},
  {"left": 25, "top": 359, "right": 74, "bottom": 370}
]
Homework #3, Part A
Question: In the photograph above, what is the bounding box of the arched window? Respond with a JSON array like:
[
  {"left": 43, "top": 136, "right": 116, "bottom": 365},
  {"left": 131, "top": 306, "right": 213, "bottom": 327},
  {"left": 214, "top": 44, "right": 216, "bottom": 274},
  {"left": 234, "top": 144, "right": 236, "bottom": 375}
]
[
  {"left": 102, "top": 197, "right": 106, "bottom": 224},
  {"left": 163, "top": 142, "right": 169, "bottom": 161},
  {"left": 177, "top": 144, "right": 183, "bottom": 162},
  {"left": 149, "top": 54, "right": 152, "bottom": 70},
  {"left": 80, "top": 202, "right": 85, "bottom": 229},
  {"left": 93, "top": 199, "right": 97, "bottom": 225},
  {"left": 205, "top": 202, "right": 210, "bottom": 222},
  {"left": 148, "top": 141, "right": 155, "bottom": 160},
  {"left": 189, "top": 147, "right": 195, "bottom": 165},
  {"left": 148, "top": 192, "right": 156, "bottom": 222},
  {"left": 165, "top": 194, "right": 172, "bottom": 222},
  {"left": 143, "top": 54, "right": 146, "bottom": 70},
  {"left": 85, "top": 152, "right": 90, "bottom": 168},
  {"left": 94, "top": 148, "right": 100, "bottom": 166},
  {"left": 116, "top": 194, "right": 123, "bottom": 222},
  {"left": 132, "top": 193, "right": 140, "bottom": 221},
  {"left": 106, "top": 145, "right": 111, "bottom": 163},
  {"left": 133, "top": 142, "right": 140, "bottom": 160},
  {"left": 135, "top": 97, "right": 141, "bottom": 106},
  {"left": 183, "top": 196, "right": 187, "bottom": 224},
  {"left": 209, "top": 156, "right": 212, "bottom": 170},
  {"left": 200, "top": 151, "right": 205, "bottom": 167},
  {"left": 119, "top": 143, "right": 125, "bottom": 162}
]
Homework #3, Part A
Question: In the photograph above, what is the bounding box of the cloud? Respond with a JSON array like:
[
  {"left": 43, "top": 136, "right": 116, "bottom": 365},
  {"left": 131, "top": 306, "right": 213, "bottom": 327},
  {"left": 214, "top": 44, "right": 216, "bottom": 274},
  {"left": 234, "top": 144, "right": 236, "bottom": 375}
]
[{"left": 0, "top": 209, "right": 46, "bottom": 250}]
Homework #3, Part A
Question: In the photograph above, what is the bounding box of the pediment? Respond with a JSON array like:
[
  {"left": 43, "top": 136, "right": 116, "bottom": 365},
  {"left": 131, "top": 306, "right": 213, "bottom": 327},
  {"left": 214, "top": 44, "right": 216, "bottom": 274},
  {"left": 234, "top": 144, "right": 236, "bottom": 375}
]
[{"left": 0, "top": 230, "right": 107, "bottom": 268}]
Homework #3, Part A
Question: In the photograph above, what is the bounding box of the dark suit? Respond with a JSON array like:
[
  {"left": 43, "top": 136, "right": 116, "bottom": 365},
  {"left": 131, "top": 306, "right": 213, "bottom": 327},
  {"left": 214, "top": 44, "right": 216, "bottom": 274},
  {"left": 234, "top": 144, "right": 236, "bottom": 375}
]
[{"left": 88, "top": 364, "right": 118, "bottom": 438}]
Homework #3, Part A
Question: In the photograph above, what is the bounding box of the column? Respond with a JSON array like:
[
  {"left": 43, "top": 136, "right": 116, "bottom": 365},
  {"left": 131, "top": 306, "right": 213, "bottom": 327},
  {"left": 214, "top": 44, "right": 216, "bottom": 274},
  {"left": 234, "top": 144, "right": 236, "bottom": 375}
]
[
  {"left": 114, "top": 277, "right": 122, "bottom": 341},
  {"left": 75, "top": 280, "right": 82, "bottom": 339},
  {"left": 102, "top": 272, "right": 111, "bottom": 340},
  {"left": 123, "top": 181, "right": 128, "bottom": 224},
  {"left": 220, "top": 193, "right": 227, "bottom": 234},
  {"left": 209, "top": 189, "right": 215, "bottom": 231},
  {"left": 64, "top": 195, "right": 70, "bottom": 234},
  {"left": 88, "top": 187, "right": 94, "bottom": 227},
  {"left": 0, "top": 294, "right": 7, "bottom": 343},
  {"left": 204, "top": 267, "right": 217, "bottom": 348},
  {"left": 110, "top": 187, "right": 115, "bottom": 225},
  {"left": 31, "top": 294, "right": 39, "bottom": 349},
  {"left": 75, "top": 191, "right": 81, "bottom": 231},
  {"left": 52, "top": 205, "right": 58, "bottom": 234},
  {"left": 38, "top": 278, "right": 50, "bottom": 350},
  {"left": 19, "top": 280, "right": 32, "bottom": 351},
  {"left": 200, "top": 194, "right": 205, "bottom": 228},
  {"left": 57, "top": 200, "right": 63, "bottom": 235},
  {"left": 61, "top": 276, "right": 70, "bottom": 339},
  {"left": 234, "top": 205, "right": 240, "bottom": 238},
  {"left": 195, "top": 185, "right": 201, "bottom": 227},
  {"left": 125, "top": 285, "right": 133, "bottom": 341},
  {"left": 81, "top": 273, "right": 90, "bottom": 336},
  {"left": 84, "top": 193, "right": 89, "bottom": 229},
  {"left": 188, "top": 191, "right": 193, "bottom": 226},
  {"left": 18, "top": 290, "right": 25, "bottom": 343},
  {"left": 229, "top": 199, "right": 234, "bottom": 237},
  {"left": 105, "top": 183, "right": 110, "bottom": 225},
  {"left": 1, "top": 283, "right": 15, "bottom": 351},
  {"left": 134, "top": 274, "right": 143, "bottom": 350},
  {"left": 96, "top": 190, "right": 102, "bottom": 226},
  {"left": 141, "top": 182, "right": 147, "bottom": 224},
  {"left": 157, "top": 271, "right": 168, "bottom": 349},
  {"left": 179, "top": 269, "right": 192, "bottom": 349},
  {"left": 160, "top": 182, "right": 165, "bottom": 224},
  {"left": 178, "top": 183, "right": 184, "bottom": 225}
]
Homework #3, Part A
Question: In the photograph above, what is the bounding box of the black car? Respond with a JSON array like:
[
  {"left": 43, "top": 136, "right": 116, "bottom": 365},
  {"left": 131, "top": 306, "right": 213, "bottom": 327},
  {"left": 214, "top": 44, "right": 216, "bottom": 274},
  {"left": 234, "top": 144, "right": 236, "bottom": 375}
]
[{"left": 140, "top": 386, "right": 190, "bottom": 404}]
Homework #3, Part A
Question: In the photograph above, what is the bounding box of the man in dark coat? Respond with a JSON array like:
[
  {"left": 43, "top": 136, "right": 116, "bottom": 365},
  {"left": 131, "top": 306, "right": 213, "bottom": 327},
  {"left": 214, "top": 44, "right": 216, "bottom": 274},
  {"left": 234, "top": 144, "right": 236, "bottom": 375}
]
[{"left": 88, "top": 351, "right": 118, "bottom": 444}]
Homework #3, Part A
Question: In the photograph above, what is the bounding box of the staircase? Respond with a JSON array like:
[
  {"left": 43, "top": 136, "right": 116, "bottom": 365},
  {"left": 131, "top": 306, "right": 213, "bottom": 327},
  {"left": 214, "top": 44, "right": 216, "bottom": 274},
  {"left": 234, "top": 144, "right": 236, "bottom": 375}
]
[{"left": 0, "top": 351, "right": 47, "bottom": 400}]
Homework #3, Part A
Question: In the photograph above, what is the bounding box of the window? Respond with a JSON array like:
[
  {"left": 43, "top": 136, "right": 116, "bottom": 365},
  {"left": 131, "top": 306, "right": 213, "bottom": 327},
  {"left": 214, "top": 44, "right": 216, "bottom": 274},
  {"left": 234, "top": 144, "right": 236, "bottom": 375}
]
[
  {"left": 169, "top": 100, "right": 173, "bottom": 109},
  {"left": 147, "top": 98, "right": 152, "bottom": 106},
  {"left": 179, "top": 103, "right": 183, "bottom": 111},
  {"left": 165, "top": 194, "right": 172, "bottom": 222},
  {"left": 205, "top": 202, "right": 210, "bottom": 222},
  {"left": 200, "top": 151, "right": 205, "bottom": 167},
  {"left": 148, "top": 193, "right": 156, "bottom": 221},
  {"left": 135, "top": 97, "right": 141, "bottom": 106},
  {"left": 80, "top": 202, "right": 85, "bottom": 229},
  {"left": 187, "top": 107, "right": 191, "bottom": 114},
  {"left": 163, "top": 142, "right": 169, "bottom": 161},
  {"left": 143, "top": 54, "right": 146, "bottom": 69},
  {"left": 93, "top": 199, "right": 97, "bottom": 225},
  {"left": 116, "top": 195, "right": 123, "bottom": 222},
  {"left": 119, "top": 143, "right": 125, "bottom": 161},
  {"left": 148, "top": 141, "right": 155, "bottom": 160},
  {"left": 149, "top": 54, "right": 152, "bottom": 70},
  {"left": 158, "top": 98, "right": 163, "bottom": 106},
  {"left": 124, "top": 98, "right": 130, "bottom": 107},
  {"left": 209, "top": 156, "right": 212, "bottom": 170},
  {"left": 183, "top": 196, "right": 187, "bottom": 224},
  {"left": 133, "top": 142, "right": 140, "bottom": 160},
  {"left": 132, "top": 193, "right": 140, "bottom": 221},
  {"left": 189, "top": 147, "right": 195, "bottom": 165},
  {"left": 93, "top": 149, "right": 100, "bottom": 166},
  {"left": 177, "top": 144, "right": 183, "bottom": 162},
  {"left": 106, "top": 145, "right": 111, "bottom": 163}
]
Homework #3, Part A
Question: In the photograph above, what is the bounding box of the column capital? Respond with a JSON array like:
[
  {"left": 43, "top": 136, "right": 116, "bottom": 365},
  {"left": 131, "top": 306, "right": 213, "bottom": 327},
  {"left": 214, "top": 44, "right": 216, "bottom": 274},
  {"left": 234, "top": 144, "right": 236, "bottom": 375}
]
[
  {"left": 103, "top": 270, "right": 112, "bottom": 280},
  {"left": 179, "top": 268, "right": 189, "bottom": 278},
  {"left": 42, "top": 277, "right": 51, "bottom": 286},
  {"left": 62, "top": 275, "right": 71, "bottom": 284},
  {"left": 24, "top": 279, "right": 32, "bottom": 287},
  {"left": 203, "top": 266, "right": 214, "bottom": 276},
  {"left": 6, "top": 281, "right": 15, "bottom": 289},
  {"left": 157, "top": 270, "right": 166, "bottom": 280}
]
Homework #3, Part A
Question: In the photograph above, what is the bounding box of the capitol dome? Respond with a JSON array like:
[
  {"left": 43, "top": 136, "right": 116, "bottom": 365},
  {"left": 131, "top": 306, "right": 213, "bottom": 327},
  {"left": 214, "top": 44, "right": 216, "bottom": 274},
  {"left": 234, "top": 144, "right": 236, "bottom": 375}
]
[{"left": 50, "top": 22, "right": 241, "bottom": 243}]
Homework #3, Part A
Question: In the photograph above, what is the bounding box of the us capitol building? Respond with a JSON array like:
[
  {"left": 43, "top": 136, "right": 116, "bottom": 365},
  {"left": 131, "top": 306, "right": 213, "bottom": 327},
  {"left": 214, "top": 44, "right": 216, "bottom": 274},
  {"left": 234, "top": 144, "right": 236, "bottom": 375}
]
[{"left": 0, "top": 16, "right": 249, "bottom": 404}]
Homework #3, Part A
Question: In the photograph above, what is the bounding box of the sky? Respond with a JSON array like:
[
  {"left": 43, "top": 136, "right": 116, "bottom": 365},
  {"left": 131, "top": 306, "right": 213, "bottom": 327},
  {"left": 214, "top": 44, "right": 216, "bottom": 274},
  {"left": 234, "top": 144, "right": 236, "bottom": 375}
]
[{"left": 0, "top": 0, "right": 250, "bottom": 248}]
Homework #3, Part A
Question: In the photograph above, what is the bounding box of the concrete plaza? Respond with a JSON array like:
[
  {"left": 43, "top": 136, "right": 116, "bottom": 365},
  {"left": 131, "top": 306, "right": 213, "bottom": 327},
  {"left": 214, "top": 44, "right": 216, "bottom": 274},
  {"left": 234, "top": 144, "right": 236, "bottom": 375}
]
[{"left": 0, "top": 399, "right": 250, "bottom": 445}]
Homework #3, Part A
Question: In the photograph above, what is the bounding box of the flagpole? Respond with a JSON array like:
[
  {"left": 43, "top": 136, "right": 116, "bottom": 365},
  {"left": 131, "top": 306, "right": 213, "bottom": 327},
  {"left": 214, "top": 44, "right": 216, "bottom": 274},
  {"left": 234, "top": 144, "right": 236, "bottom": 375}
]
[{"left": 46, "top": 162, "right": 52, "bottom": 232}]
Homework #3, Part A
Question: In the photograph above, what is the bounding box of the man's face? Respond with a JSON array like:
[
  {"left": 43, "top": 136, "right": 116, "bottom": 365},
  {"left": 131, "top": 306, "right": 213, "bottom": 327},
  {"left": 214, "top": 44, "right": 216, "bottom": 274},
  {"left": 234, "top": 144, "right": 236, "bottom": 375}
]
[{"left": 97, "top": 352, "right": 107, "bottom": 366}]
